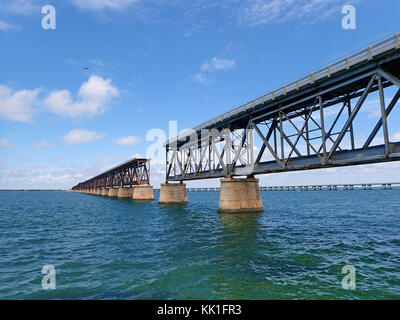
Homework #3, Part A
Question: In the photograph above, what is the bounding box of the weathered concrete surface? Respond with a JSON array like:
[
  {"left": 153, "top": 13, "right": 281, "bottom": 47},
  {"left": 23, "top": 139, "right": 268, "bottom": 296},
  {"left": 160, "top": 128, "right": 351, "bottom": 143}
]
[
  {"left": 108, "top": 188, "right": 119, "bottom": 197},
  {"left": 118, "top": 187, "right": 134, "bottom": 198},
  {"left": 218, "top": 177, "right": 264, "bottom": 214},
  {"left": 159, "top": 183, "right": 187, "bottom": 205},
  {"left": 101, "top": 188, "right": 109, "bottom": 196},
  {"left": 95, "top": 189, "right": 102, "bottom": 195},
  {"left": 133, "top": 185, "right": 154, "bottom": 201}
]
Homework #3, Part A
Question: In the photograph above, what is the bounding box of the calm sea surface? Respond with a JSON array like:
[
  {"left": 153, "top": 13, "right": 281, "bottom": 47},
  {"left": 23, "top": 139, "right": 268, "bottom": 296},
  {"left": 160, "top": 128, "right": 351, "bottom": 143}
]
[{"left": 0, "top": 190, "right": 399, "bottom": 300}]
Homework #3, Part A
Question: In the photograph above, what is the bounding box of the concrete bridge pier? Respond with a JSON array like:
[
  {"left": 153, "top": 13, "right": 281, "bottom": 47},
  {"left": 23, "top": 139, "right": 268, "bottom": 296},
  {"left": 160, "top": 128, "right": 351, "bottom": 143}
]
[
  {"left": 108, "top": 188, "right": 119, "bottom": 197},
  {"left": 133, "top": 185, "right": 154, "bottom": 201},
  {"left": 95, "top": 189, "right": 102, "bottom": 195},
  {"left": 159, "top": 182, "right": 187, "bottom": 205},
  {"left": 118, "top": 187, "right": 134, "bottom": 198},
  {"left": 218, "top": 177, "right": 264, "bottom": 214},
  {"left": 101, "top": 188, "right": 109, "bottom": 196}
]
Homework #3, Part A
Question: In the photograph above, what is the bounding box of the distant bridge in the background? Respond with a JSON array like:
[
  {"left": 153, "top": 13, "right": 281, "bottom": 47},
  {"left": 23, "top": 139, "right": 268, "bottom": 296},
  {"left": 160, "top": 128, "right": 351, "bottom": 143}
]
[
  {"left": 154, "top": 182, "right": 398, "bottom": 192},
  {"left": 71, "top": 158, "right": 154, "bottom": 200},
  {"left": 160, "top": 33, "right": 400, "bottom": 213}
]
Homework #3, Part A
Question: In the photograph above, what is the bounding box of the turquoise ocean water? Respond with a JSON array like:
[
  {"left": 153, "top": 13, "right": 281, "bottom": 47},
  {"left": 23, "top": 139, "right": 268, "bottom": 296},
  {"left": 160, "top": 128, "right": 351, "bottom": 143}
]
[{"left": 0, "top": 190, "right": 399, "bottom": 299}]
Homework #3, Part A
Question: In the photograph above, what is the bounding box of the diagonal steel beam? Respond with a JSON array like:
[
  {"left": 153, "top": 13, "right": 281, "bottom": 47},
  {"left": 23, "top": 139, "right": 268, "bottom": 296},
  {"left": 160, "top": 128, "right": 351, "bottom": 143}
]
[
  {"left": 363, "top": 88, "right": 400, "bottom": 148},
  {"left": 279, "top": 111, "right": 302, "bottom": 157},
  {"left": 232, "top": 129, "right": 248, "bottom": 166},
  {"left": 281, "top": 111, "right": 324, "bottom": 161},
  {"left": 254, "top": 124, "right": 281, "bottom": 165},
  {"left": 327, "top": 74, "right": 377, "bottom": 161},
  {"left": 317, "top": 101, "right": 347, "bottom": 154},
  {"left": 255, "top": 121, "right": 276, "bottom": 163},
  {"left": 286, "top": 109, "right": 314, "bottom": 162},
  {"left": 211, "top": 137, "right": 226, "bottom": 170}
]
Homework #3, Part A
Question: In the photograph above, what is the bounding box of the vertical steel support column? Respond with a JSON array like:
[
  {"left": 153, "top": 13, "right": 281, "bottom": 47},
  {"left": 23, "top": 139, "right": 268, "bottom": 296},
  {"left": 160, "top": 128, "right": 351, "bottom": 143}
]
[
  {"left": 208, "top": 136, "right": 212, "bottom": 175},
  {"left": 279, "top": 111, "right": 284, "bottom": 162},
  {"left": 165, "top": 148, "right": 168, "bottom": 182},
  {"left": 347, "top": 96, "right": 355, "bottom": 150},
  {"left": 248, "top": 127, "right": 254, "bottom": 172},
  {"left": 225, "top": 129, "right": 232, "bottom": 171},
  {"left": 319, "top": 96, "right": 327, "bottom": 160},
  {"left": 378, "top": 76, "right": 390, "bottom": 156},
  {"left": 305, "top": 108, "right": 311, "bottom": 156}
]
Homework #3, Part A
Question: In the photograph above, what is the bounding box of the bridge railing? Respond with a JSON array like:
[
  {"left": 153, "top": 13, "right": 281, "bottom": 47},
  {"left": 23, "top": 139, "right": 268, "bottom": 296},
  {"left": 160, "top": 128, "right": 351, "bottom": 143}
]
[{"left": 188, "top": 33, "right": 400, "bottom": 132}]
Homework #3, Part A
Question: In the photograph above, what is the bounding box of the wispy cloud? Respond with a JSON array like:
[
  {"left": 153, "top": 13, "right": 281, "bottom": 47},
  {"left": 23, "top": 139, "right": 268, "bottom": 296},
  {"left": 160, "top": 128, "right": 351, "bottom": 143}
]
[
  {"left": 191, "top": 73, "right": 208, "bottom": 84},
  {"left": 0, "top": 19, "right": 20, "bottom": 31},
  {"left": 192, "top": 56, "right": 236, "bottom": 84},
  {"left": 0, "top": 138, "right": 11, "bottom": 147},
  {"left": 201, "top": 57, "right": 236, "bottom": 71},
  {"left": 71, "top": 0, "right": 140, "bottom": 12},
  {"left": 238, "top": 0, "right": 357, "bottom": 26},
  {"left": 0, "top": 0, "right": 41, "bottom": 15},
  {"left": 391, "top": 132, "right": 400, "bottom": 141},
  {"left": 114, "top": 136, "right": 141, "bottom": 147},
  {"left": 62, "top": 129, "right": 105, "bottom": 144},
  {"left": 362, "top": 98, "right": 393, "bottom": 119},
  {"left": 34, "top": 140, "right": 52, "bottom": 149}
]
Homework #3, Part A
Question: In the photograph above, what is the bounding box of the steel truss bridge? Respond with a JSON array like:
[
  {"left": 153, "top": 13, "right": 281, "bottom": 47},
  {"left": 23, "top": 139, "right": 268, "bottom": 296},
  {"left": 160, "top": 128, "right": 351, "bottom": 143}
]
[
  {"left": 165, "top": 34, "right": 400, "bottom": 182},
  {"left": 72, "top": 158, "right": 151, "bottom": 191}
]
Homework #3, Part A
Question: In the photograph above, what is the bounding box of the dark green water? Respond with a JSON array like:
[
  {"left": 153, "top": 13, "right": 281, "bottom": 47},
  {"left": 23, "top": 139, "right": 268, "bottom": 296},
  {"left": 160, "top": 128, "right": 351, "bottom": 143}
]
[{"left": 0, "top": 190, "right": 399, "bottom": 299}]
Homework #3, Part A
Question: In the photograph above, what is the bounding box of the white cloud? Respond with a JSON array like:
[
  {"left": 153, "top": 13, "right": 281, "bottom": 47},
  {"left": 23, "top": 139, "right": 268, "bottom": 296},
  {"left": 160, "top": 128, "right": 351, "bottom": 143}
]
[
  {"left": 238, "top": 0, "right": 356, "bottom": 26},
  {"left": 62, "top": 129, "right": 105, "bottom": 144},
  {"left": 0, "top": 138, "right": 11, "bottom": 147},
  {"left": 391, "top": 132, "right": 400, "bottom": 141},
  {"left": 131, "top": 153, "right": 142, "bottom": 159},
  {"left": 34, "top": 140, "right": 52, "bottom": 149},
  {"left": 0, "top": 85, "right": 39, "bottom": 122},
  {"left": 362, "top": 98, "right": 393, "bottom": 119},
  {"left": 0, "top": 0, "right": 39, "bottom": 15},
  {"left": 192, "top": 57, "right": 236, "bottom": 84},
  {"left": 0, "top": 19, "right": 20, "bottom": 31},
  {"left": 71, "top": 0, "right": 139, "bottom": 11},
  {"left": 201, "top": 57, "right": 236, "bottom": 71},
  {"left": 191, "top": 73, "right": 208, "bottom": 83},
  {"left": 44, "top": 75, "right": 119, "bottom": 118},
  {"left": 114, "top": 136, "right": 141, "bottom": 147}
]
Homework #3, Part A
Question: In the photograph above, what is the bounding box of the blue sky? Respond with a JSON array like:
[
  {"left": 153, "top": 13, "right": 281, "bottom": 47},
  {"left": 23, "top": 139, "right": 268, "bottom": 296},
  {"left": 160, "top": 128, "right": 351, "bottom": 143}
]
[{"left": 1, "top": 0, "right": 400, "bottom": 189}]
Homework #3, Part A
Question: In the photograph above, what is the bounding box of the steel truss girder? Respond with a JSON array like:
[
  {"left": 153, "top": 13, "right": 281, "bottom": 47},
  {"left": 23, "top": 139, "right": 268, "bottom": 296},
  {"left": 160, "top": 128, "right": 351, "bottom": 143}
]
[
  {"left": 166, "top": 65, "right": 400, "bottom": 182},
  {"left": 72, "top": 159, "right": 151, "bottom": 190}
]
